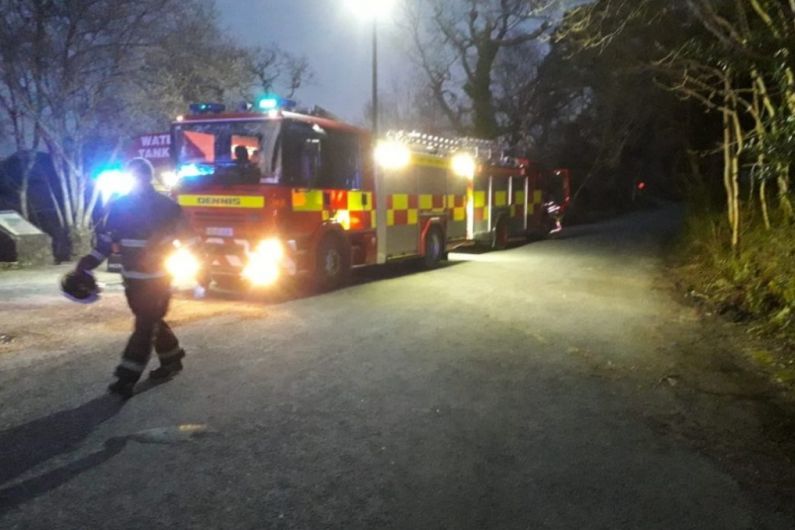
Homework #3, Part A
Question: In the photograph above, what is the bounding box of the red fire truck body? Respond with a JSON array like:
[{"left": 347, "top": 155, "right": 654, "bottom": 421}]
[
  {"left": 382, "top": 132, "right": 571, "bottom": 250},
  {"left": 467, "top": 164, "right": 571, "bottom": 248},
  {"left": 166, "top": 103, "right": 569, "bottom": 290},
  {"left": 170, "top": 105, "right": 477, "bottom": 289}
]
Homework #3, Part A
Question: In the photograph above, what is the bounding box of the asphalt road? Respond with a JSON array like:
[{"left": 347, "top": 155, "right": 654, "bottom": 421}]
[{"left": 0, "top": 206, "right": 793, "bottom": 529}]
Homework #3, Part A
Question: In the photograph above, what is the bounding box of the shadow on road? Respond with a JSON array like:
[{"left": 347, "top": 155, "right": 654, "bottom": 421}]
[
  {"left": 0, "top": 436, "right": 128, "bottom": 514},
  {"left": 0, "top": 382, "right": 162, "bottom": 513}
]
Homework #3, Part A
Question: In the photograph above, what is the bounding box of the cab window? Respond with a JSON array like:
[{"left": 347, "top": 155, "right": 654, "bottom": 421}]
[{"left": 280, "top": 120, "right": 362, "bottom": 190}]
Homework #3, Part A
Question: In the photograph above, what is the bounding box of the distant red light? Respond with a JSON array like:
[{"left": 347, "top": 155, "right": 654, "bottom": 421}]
[{"left": 637, "top": 181, "right": 646, "bottom": 190}]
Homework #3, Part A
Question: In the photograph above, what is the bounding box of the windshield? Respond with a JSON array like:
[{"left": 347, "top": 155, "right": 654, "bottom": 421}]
[
  {"left": 173, "top": 120, "right": 281, "bottom": 186},
  {"left": 173, "top": 118, "right": 365, "bottom": 190}
]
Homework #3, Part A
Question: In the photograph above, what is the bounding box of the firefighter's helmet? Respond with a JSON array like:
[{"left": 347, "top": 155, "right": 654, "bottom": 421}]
[{"left": 60, "top": 270, "right": 100, "bottom": 304}]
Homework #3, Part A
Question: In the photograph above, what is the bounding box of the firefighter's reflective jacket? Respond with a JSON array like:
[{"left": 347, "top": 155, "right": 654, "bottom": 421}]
[{"left": 78, "top": 188, "right": 197, "bottom": 280}]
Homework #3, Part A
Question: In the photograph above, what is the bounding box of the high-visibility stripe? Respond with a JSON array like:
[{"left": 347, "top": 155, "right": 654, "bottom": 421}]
[
  {"left": 473, "top": 191, "right": 486, "bottom": 208},
  {"left": 453, "top": 207, "right": 466, "bottom": 221},
  {"left": 121, "top": 239, "right": 147, "bottom": 248},
  {"left": 157, "top": 346, "right": 183, "bottom": 361},
  {"left": 387, "top": 210, "right": 395, "bottom": 227},
  {"left": 122, "top": 269, "right": 168, "bottom": 280},
  {"left": 90, "top": 249, "right": 107, "bottom": 260},
  {"left": 347, "top": 191, "right": 373, "bottom": 211},
  {"left": 178, "top": 195, "right": 264, "bottom": 208},
  {"left": 534, "top": 190, "right": 543, "bottom": 204},
  {"left": 407, "top": 209, "right": 418, "bottom": 225},
  {"left": 119, "top": 359, "right": 146, "bottom": 373},
  {"left": 494, "top": 191, "right": 508, "bottom": 207},
  {"left": 419, "top": 194, "right": 433, "bottom": 210},
  {"left": 291, "top": 189, "right": 324, "bottom": 211},
  {"left": 391, "top": 194, "right": 409, "bottom": 210}
]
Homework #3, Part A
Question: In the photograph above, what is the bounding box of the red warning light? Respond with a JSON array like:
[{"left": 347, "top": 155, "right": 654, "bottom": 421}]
[{"left": 637, "top": 181, "right": 646, "bottom": 191}]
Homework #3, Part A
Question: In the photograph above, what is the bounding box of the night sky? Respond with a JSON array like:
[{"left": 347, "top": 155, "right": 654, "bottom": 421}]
[{"left": 214, "top": 0, "right": 407, "bottom": 125}]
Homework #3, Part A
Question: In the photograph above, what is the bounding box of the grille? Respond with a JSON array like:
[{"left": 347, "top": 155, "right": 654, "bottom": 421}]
[{"left": 192, "top": 212, "right": 262, "bottom": 225}]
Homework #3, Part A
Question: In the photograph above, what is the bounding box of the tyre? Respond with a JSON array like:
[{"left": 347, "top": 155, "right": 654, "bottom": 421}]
[
  {"left": 491, "top": 218, "right": 509, "bottom": 250},
  {"left": 314, "top": 234, "right": 351, "bottom": 291},
  {"left": 422, "top": 226, "right": 444, "bottom": 269}
]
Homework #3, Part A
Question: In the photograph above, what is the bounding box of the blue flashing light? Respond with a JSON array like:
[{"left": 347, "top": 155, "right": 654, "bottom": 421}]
[
  {"left": 257, "top": 97, "right": 279, "bottom": 111},
  {"left": 177, "top": 163, "right": 214, "bottom": 179},
  {"left": 189, "top": 102, "right": 226, "bottom": 114},
  {"left": 94, "top": 165, "right": 135, "bottom": 203},
  {"left": 255, "top": 94, "right": 296, "bottom": 113}
]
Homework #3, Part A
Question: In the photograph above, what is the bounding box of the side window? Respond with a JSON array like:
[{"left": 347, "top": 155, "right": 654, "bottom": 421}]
[
  {"left": 281, "top": 122, "right": 323, "bottom": 187},
  {"left": 319, "top": 129, "right": 362, "bottom": 190}
]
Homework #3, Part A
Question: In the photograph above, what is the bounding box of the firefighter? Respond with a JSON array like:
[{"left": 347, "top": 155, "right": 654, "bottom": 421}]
[
  {"left": 73, "top": 157, "right": 196, "bottom": 398},
  {"left": 232, "top": 144, "right": 260, "bottom": 184}
]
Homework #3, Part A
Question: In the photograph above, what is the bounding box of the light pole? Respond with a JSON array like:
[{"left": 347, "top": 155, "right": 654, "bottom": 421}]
[
  {"left": 345, "top": 0, "right": 395, "bottom": 264},
  {"left": 344, "top": 0, "right": 395, "bottom": 136},
  {"left": 371, "top": 18, "right": 378, "bottom": 136}
]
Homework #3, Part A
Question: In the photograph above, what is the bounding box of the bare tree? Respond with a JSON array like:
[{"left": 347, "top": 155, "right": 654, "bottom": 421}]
[
  {"left": 248, "top": 46, "right": 314, "bottom": 99},
  {"left": 404, "top": 0, "right": 557, "bottom": 138},
  {"left": 0, "top": 0, "right": 315, "bottom": 257}
]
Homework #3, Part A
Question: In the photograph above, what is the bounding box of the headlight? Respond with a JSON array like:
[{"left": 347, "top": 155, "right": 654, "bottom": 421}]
[
  {"left": 165, "top": 247, "right": 201, "bottom": 288},
  {"left": 242, "top": 238, "right": 283, "bottom": 286}
]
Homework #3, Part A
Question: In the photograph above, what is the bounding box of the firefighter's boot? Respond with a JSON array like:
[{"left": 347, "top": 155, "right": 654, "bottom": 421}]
[
  {"left": 149, "top": 358, "right": 183, "bottom": 381},
  {"left": 108, "top": 379, "right": 135, "bottom": 399}
]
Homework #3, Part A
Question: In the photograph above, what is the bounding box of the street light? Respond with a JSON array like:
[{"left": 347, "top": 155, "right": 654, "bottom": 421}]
[
  {"left": 345, "top": 0, "right": 396, "bottom": 265},
  {"left": 344, "top": 0, "right": 396, "bottom": 136}
]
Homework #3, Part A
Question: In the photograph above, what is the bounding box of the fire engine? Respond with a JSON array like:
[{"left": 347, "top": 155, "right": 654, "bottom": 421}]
[
  {"left": 381, "top": 131, "right": 571, "bottom": 250},
  {"left": 154, "top": 97, "right": 569, "bottom": 291}
]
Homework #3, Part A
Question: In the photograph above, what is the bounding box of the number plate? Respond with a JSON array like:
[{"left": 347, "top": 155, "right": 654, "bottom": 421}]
[{"left": 206, "top": 227, "right": 233, "bottom": 237}]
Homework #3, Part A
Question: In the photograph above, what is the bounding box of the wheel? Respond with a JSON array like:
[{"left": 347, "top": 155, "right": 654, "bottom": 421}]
[
  {"left": 314, "top": 235, "right": 351, "bottom": 291},
  {"left": 422, "top": 226, "right": 444, "bottom": 269},
  {"left": 491, "top": 218, "right": 509, "bottom": 250}
]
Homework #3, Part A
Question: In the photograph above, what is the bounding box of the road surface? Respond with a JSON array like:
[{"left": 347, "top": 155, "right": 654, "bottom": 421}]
[{"left": 1, "top": 206, "right": 793, "bottom": 529}]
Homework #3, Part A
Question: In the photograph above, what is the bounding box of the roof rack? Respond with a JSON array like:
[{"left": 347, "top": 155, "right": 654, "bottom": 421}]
[{"left": 384, "top": 130, "right": 513, "bottom": 165}]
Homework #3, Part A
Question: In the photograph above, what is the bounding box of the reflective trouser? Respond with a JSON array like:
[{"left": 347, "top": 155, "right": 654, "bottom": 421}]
[{"left": 115, "top": 277, "right": 184, "bottom": 382}]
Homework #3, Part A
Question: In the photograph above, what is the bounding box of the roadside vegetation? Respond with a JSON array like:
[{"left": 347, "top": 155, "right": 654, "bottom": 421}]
[
  {"left": 540, "top": 0, "right": 794, "bottom": 376},
  {"left": 395, "top": 1, "right": 792, "bottom": 377}
]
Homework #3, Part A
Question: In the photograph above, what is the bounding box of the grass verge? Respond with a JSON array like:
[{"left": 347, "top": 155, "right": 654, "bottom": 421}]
[{"left": 671, "top": 208, "right": 795, "bottom": 387}]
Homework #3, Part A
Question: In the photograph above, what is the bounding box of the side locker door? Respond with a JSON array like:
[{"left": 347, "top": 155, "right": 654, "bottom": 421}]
[
  {"left": 446, "top": 160, "right": 468, "bottom": 243},
  {"left": 415, "top": 155, "right": 448, "bottom": 246},
  {"left": 509, "top": 175, "right": 525, "bottom": 237},
  {"left": 491, "top": 173, "right": 511, "bottom": 235},
  {"left": 383, "top": 163, "right": 419, "bottom": 259},
  {"left": 526, "top": 167, "right": 543, "bottom": 231},
  {"left": 470, "top": 172, "right": 490, "bottom": 242}
]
